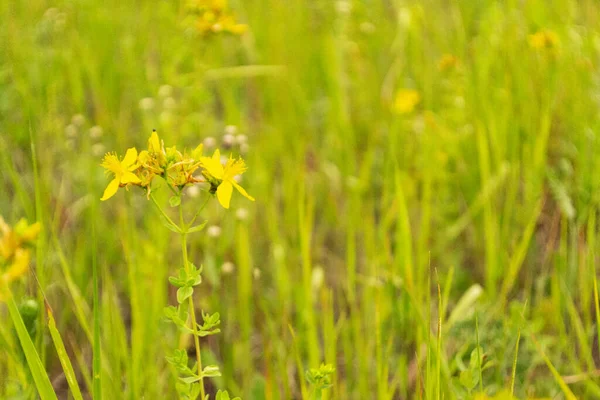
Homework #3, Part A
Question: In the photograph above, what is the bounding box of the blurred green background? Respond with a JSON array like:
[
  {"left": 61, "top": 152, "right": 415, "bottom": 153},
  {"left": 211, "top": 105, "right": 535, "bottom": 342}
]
[{"left": 2, "top": 0, "right": 600, "bottom": 398}]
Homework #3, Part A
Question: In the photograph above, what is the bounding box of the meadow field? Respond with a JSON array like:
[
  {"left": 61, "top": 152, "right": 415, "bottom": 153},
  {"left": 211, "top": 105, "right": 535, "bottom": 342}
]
[{"left": 1, "top": 0, "right": 600, "bottom": 399}]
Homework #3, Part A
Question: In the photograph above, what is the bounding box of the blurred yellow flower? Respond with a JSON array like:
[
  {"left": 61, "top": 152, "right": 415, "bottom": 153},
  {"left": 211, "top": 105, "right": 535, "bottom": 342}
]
[
  {"left": 188, "top": 0, "right": 248, "bottom": 36},
  {"left": 393, "top": 89, "right": 421, "bottom": 114},
  {"left": 528, "top": 30, "right": 560, "bottom": 50},
  {"left": 201, "top": 149, "right": 254, "bottom": 209},
  {"left": 438, "top": 53, "right": 459, "bottom": 71},
  {"left": 0, "top": 217, "right": 41, "bottom": 289},
  {"left": 100, "top": 148, "right": 141, "bottom": 201}
]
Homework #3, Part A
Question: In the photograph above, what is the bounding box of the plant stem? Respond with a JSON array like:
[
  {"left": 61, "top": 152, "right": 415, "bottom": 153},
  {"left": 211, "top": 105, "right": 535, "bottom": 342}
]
[
  {"left": 150, "top": 194, "right": 181, "bottom": 232},
  {"left": 188, "top": 195, "right": 212, "bottom": 228},
  {"left": 179, "top": 203, "right": 206, "bottom": 399}
]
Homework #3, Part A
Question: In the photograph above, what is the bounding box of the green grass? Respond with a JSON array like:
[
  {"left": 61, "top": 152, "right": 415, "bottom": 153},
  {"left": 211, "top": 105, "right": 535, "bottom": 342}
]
[{"left": 2, "top": 0, "right": 600, "bottom": 398}]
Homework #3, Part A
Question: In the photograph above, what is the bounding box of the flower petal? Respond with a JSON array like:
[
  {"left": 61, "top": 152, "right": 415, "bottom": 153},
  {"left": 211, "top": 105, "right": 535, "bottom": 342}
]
[
  {"left": 216, "top": 181, "right": 233, "bottom": 209},
  {"left": 231, "top": 180, "right": 255, "bottom": 201},
  {"left": 122, "top": 148, "right": 138, "bottom": 168},
  {"left": 121, "top": 171, "right": 141, "bottom": 184},
  {"left": 200, "top": 149, "right": 224, "bottom": 179},
  {"left": 148, "top": 131, "right": 161, "bottom": 153},
  {"left": 192, "top": 143, "right": 204, "bottom": 160},
  {"left": 101, "top": 178, "right": 120, "bottom": 201}
]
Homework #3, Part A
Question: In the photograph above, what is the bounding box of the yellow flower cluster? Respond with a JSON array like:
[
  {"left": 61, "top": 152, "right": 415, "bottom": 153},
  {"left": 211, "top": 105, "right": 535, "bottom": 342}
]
[
  {"left": 187, "top": 0, "right": 248, "bottom": 36},
  {"left": 100, "top": 131, "right": 254, "bottom": 209},
  {"left": 0, "top": 216, "right": 41, "bottom": 288}
]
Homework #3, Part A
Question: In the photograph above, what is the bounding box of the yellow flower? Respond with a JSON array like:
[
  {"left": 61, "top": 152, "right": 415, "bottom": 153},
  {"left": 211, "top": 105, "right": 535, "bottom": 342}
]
[
  {"left": 528, "top": 30, "right": 560, "bottom": 50},
  {"left": 0, "top": 217, "right": 40, "bottom": 261},
  {"left": 393, "top": 89, "right": 421, "bottom": 114},
  {"left": 200, "top": 149, "right": 254, "bottom": 209},
  {"left": 438, "top": 54, "right": 459, "bottom": 71},
  {"left": 3, "top": 248, "right": 30, "bottom": 283},
  {"left": 100, "top": 148, "right": 141, "bottom": 201},
  {"left": 0, "top": 217, "right": 40, "bottom": 291}
]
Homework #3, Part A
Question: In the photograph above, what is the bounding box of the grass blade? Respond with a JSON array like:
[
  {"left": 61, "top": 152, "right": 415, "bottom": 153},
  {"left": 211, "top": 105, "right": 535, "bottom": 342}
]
[
  {"left": 92, "top": 217, "right": 102, "bottom": 400},
  {"left": 3, "top": 284, "right": 58, "bottom": 400},
  {"left": 46, "top": 305, "right": 84, "bottom": 400}
]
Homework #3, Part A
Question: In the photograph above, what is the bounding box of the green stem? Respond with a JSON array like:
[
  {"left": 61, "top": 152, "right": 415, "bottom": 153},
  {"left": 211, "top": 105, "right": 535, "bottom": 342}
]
[
  {"left": 150, "top": 193, "right": 181, "bottom": 232},
  {"left": 179, "top": 203, "right": 206, "bottom": 399},
  {"left": 188, "top": 195, "right": 212, "bottom": 227}
]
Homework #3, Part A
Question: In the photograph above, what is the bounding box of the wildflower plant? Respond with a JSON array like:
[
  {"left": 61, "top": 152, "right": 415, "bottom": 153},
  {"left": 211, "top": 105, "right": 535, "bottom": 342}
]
[
  {"left": 185, "top": 0, "right": 248, "bottom": 36},
  {"left": 306, "top": 363, "right": 335, "bottom": 400},
  {"left": 100, "top": 130, "right": 252, "bottom": 399}
]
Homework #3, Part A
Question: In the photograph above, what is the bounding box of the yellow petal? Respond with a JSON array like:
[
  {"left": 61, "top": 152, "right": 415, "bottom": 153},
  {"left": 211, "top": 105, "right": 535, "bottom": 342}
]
[
  {"left": 192, "top": 143, "right": 204, "bottom": 160},
  {"left": 122, "top": 148, "right": 138, "bottom": 168},
  {"left": 216, "top": 181, "right": 233, "bottom": 209},
  {"left": 20, "top": 222, "right": 41, "bottom": 242},
  {"left": 4, "top": 248, "right": 30, "bottom": 282},
  {"left": 200, "top": 149, "right": 224, "bottom": 179},
  {"left": 149, "top": 130, "right": 161, "bottom": 153},
  {"left": 101, "top": 178, "right": 120, "bottom": 201},
  {"left": 121, "top": 171, "right": 141, "bottom": 184},
  {"left": 231, "top": 180, "right": 255, "bottom": 201}
]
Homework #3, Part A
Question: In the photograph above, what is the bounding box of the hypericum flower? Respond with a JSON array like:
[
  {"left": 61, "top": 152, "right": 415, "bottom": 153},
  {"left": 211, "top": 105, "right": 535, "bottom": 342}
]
[
  {"left": 100, "top": 148, "right": 141, "bottom": 201},
  {"left": 0, "top": 217, "right": 41, "bottom": 261},
  {"left": 528, "top": 30, "right": 560, "bottom": 50},
  {"left": 200, "top": 149, "right": 254, "bottom": 209},
  {"left": 393, "top": 89, "right": 421, "bottom": 114},
  {"left": 0, "top": 216, "right": 41, "bottom": 290},
  {"left": 188, "top": 0, "right": 248, "bottom": 36}
]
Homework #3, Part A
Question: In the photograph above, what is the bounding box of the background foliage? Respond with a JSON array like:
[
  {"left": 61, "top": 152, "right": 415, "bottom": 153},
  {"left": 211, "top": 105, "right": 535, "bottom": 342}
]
[{"left": 2, "top": 0, "right": 600, "bottom": 398}]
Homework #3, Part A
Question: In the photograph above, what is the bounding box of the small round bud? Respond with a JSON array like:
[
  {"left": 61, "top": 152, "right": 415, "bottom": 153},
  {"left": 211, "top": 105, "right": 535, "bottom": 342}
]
[
  {"left": 158, "top": 84, "right": 173, "bottom": 98},
  {"left": 222, "top": 134, "right": 235, "bottom": 148},
  {"left": 235, "top": 208, "right": 248, "bottom": 221},
  {"left": 139, "top": 97, "right": 155, "bottom": 111},
  {"left": 224, "top": 125, "right": 238, "bottom": 135},
  {"left": 311, "top": 266, "right": 324, "bottom": 290},
  {"left": 89, "top": 125, "right": 103, "bottom": 139},
  {"left": 72, "top": 114, "right": 86, "bottom": 127},
  {"left": 65, "top": 124, "right": 77, "bottom": 138},
  {"left": 235, "top": 134, "right": 248, "bottom": 145},
  {"left": 186, "top": 185, "right": 200, "bottom": 198},
  {"left": 91, "top": 143, "right": 106, "bottom": 157},
  {"left": 203, "top": 136, "right": 217, "bottom": 148},
  {"left": 207, "top": 225, "right": 222, "bottom": 238},
  {"left": 221, "top": 262, "right": 235, "bottom": 275}
]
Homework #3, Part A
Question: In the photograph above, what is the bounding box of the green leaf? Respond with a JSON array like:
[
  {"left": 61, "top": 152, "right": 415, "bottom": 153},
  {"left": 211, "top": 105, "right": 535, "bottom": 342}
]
[
  {"left": 159, "top": 214, "right": 182, "bottom": 233},
  {"left": 169, "top": 268, "right": 188, "bottom": 287},
  {"left": 201, "top": 365, "right": 221, "bottom": 378},
  {"left": 459, "top": 369, "right": 478, "bottom": 390},
  {"left": 169, "top": 195, "right": 182, "bottom": 207},
  {"left": 4, "top": 286, "right": 58, "bottom": 400},
  {"left": 177, "top": 286, "right": 194, "bottom": 304},
  {"left": 180, "top": 375, "right": 202, "bottom": 384},
  {"left": 163, "top": 306, "right": 178, "bottom": 320},
  {"left": 188, "top": 220, "right": 208, "bottom": 233},
  {"left": 47, "top": 309, "right": 84, "bottom": 400},
  {"left": 186, "top": 264, "right": 202, "bottom": 287},
  {"left": 216, "top": 390, "right": 230, "bottom": 400},
  {"left": 168, "top": 276, "right": 185, "bottom": 287}
]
